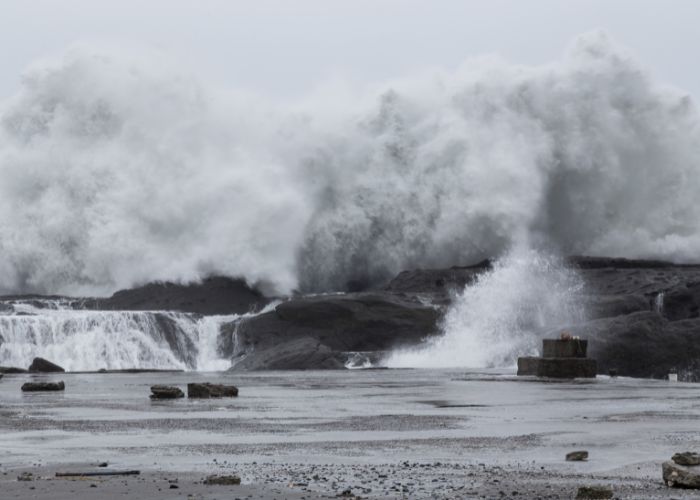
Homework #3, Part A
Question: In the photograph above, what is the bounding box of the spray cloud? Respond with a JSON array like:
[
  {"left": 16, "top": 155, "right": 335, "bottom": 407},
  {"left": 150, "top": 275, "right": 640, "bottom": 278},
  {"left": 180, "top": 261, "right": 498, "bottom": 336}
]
[{"left": 0, "top": 32, "right": 699, "bottom": 296}]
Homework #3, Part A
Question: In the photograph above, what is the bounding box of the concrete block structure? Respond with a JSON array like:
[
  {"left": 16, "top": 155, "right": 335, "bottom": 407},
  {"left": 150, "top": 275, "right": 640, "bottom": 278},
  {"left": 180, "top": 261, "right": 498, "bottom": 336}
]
[{"left": 517, "top": 338, "right": 596, "bottom": 378}]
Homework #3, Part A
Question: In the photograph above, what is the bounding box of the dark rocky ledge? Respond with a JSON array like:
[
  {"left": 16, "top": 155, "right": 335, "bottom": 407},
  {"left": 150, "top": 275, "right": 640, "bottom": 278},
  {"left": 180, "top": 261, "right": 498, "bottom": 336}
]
[
  {"left": 3, "top": 256, "right": 700, "bottom": 379},
  {"left": 0, "top": 277, "right": 269, "bottom": 315},
  {"left": 90, "top": 276, "right": 269, "bottom": 315},
  {"left": 224, "top": 293, "right": 440, "bottom": 371}
]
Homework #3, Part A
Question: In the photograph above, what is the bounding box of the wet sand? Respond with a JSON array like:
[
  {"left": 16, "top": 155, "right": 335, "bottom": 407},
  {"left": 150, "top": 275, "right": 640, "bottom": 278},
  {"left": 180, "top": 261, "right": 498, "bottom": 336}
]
[{"left": 1, "top": 369, "right": 699, "bottom": 498}]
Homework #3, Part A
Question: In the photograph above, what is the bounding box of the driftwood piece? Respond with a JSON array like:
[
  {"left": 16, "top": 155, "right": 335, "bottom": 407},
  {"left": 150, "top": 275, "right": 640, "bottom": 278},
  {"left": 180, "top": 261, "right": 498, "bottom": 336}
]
[{"left": 55, "top": 470, "right": 140, "bottom": 477}]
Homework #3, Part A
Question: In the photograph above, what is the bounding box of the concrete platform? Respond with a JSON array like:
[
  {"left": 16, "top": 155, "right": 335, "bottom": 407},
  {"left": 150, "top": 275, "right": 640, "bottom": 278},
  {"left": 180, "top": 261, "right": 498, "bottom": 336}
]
[
  {"left": 542, "top": 339, "right": 588, "bottom": 358},
  {"left": 517, "top": 356, "right": 540, "bottom": 376},
  {"left": 537, "top": 357, "right": 597, "bottom": 378},
  {"left": 518, "top": 357, "right": 597, "bottom": 378}
]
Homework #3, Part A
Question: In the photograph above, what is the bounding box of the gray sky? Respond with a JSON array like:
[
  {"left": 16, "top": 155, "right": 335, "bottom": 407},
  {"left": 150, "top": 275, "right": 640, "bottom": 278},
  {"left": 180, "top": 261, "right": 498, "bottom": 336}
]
[{"left": 2, "top": 0, "right": 699, "bottom": 100}]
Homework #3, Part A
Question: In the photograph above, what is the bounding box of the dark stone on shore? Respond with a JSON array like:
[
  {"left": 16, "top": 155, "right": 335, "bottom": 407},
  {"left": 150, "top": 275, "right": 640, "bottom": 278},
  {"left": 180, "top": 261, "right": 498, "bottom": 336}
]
[
  {"left": 203, "top": 474, "right": 241, "bottom": 485},
  {"left": 226, "top": 293, "right": 440, "bottom": 371},
  {"left": 0, "top": 366, "right": 27, "bottom": 374},
  {"left": 663, "top": 461, "right": 700, "bottom": 488},
  {"left": 187, "top": 382, "right": 238, "bottom": 398},
  {"left": 673, "top": 452, "right": 700, "bottom": 466},
  {"left": 21, "top": 381, "right": 65, "bottom": 392},
  {"left": 566, "top": 451, "right": 589, "bottom": 462},
  {"left": 150, "top": 385, "right": 184, "bottom": 399},
  {"left": 28, "top": 357, "right": 65, "bottom": 373},
  {"left": 575, "top": 485, "right": 613, "bottom": 499}
]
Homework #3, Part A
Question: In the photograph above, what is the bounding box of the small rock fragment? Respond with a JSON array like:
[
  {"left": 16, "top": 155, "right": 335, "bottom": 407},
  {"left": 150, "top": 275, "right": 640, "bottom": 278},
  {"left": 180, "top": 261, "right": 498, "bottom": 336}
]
[
  {"left": 149, "top": 385, "right": 184, "bottom": 399},
  {"left": 672, "top": 452, "right": 700, "bottom": 466},
  {"left": 203, "top": 474, "right": 241, "bottom": 485},
  {"left": 566, "top": 451, "right": 589, "bottom": 462},
  {"left": 576, "top": 486, "right": 613, "bottom": 499},
  {"left": 17, "top": 472, "right": 33, "bottom": 481}
]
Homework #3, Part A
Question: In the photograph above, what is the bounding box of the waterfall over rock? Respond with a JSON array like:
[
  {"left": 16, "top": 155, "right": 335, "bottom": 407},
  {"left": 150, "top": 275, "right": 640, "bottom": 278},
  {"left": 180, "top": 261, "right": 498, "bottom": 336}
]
[{"left": 0, "top": 300, "right": 245, "bottom": 371}]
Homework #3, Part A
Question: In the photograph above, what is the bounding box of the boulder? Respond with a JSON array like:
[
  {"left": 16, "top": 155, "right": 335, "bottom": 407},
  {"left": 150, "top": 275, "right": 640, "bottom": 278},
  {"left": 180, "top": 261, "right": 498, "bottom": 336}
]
[
  {"left": 187, "top": 382, "right": 238, "bottom": 398},
  {"left": 28, "top": 357, "right": 65, "bottom": 373},
  {"left": 663, "top": 460, "right": 700, "bottom": 488},
  {"left": 673, "top": 452, "right": 700, "bottom": 466},
  {"left": 21, "top": 381, "right": 65, "bottom": 392},
  {"left": 566, "top": 450, "right": 589, "bottom": 462},
  {"left": 150, "top": 385, "right": 184, "bottom": 399}
]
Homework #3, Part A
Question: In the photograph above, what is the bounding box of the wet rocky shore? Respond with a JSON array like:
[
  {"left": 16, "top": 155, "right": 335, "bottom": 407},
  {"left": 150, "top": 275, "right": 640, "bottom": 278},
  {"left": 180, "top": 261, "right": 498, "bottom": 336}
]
[{"left": 1, "top": 369, "right": 699, "bottom": 499}]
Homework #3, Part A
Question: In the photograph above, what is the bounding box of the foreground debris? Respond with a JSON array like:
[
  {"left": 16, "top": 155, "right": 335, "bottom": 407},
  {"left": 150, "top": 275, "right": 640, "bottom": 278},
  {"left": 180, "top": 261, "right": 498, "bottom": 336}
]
[
  {"left": 576, "top": 485, "right": 613, "bottom": 499},
  {"left": 203, "top": 474, "right": 241, "bottom": 485},
  {"left": 187, "top": 382, "right": 238, "bottom": 398},
  {"left": 56, "top": 470, "right": 140, "bottom": 477},
  {"left": 663, "top": 458, "right": 700, "bottom": 488},
  {"left": 566, "top": 450, "right": 589, "bottom": 462},
  {"left": 21, "top": 381, "right": 65, "bottom": 392},
  {"left": 672, "top": 452, "right": 700, "bottom": 466},
  {"left": 150, "top": 385, "right": 184, "bottom": 399}
]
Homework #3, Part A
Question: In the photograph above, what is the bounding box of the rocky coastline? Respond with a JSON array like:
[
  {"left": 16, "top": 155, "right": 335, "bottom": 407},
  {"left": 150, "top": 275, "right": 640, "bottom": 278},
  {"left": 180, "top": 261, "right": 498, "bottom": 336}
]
[{"left": 2, "top": 256, "right": 700, "bottom": 379}]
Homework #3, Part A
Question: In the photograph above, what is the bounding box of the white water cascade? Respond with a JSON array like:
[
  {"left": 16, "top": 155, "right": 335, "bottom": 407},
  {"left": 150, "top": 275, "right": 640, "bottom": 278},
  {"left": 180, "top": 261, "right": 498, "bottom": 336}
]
[{"left": 0, "top": 301, "right": 259, "bottom": 371}]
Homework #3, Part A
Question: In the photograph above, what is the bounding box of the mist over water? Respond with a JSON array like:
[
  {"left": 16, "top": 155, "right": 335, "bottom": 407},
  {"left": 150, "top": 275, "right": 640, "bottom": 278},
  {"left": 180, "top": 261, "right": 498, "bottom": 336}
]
[
  {"left": 386, "top": 247, "right": 587, "bottom": 368},
  {"left": 1, "top": 31, "right": 700, "bottom": 297}
]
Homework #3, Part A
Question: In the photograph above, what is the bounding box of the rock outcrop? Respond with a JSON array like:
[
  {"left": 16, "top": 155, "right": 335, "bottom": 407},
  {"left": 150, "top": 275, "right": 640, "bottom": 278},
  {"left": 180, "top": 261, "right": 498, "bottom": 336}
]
[
  {"left": 226, "top": 293, "right": 440, "bottom": 371},
  {"left": 90, "top": 276, "right": 269, "bottom": 315},
  {"left": 28, "top": 357, "right": 65, "bottom": 373}
]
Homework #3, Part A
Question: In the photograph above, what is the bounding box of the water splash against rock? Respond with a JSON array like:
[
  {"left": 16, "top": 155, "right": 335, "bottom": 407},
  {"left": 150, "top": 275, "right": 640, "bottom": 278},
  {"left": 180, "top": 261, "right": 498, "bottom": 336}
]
[{"left": 387, "top": 248, "right": 586, "bottom": 368}]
